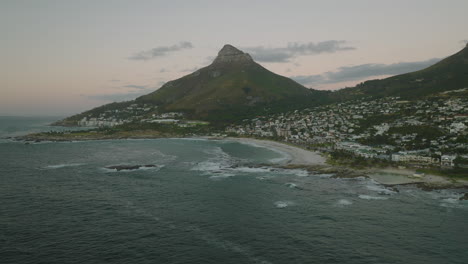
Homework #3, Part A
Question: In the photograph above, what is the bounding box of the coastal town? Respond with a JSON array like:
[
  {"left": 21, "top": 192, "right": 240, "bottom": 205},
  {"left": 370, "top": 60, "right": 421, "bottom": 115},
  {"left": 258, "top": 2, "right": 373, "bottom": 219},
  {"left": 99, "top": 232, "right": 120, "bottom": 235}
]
[
  {"left": 68, "top": 89, "right": 468, "bottom": 170},
  {"left": 226, "top": 90, "right": 468, "bottom": 169}
]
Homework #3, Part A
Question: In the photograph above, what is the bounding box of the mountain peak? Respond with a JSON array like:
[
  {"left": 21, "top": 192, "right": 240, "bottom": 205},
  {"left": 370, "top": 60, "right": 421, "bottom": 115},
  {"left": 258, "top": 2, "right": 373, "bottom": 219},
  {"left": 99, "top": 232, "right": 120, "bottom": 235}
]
[{"left": 213, "top": 44, "right": 253, "bottom": 64}]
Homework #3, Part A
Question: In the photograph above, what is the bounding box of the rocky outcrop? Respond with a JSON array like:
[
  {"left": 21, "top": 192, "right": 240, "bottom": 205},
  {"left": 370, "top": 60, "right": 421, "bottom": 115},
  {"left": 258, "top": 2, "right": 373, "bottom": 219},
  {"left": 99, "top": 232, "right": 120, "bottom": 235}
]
[
  {"left": 212, "top": 44, "right": 253, "bottom": 65},
  {"left": 105, "top": 164, "right": 158, "bottom": 171},
  {"left": 460, "top": 193, "right": 468, "bottom": 201}
]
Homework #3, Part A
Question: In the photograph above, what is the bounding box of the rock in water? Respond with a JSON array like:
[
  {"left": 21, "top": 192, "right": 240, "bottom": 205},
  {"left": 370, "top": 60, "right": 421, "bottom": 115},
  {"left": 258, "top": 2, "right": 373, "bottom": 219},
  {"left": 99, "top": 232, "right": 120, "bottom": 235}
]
[{"left": 105, "top": 164, "right": 157, "bottom": 171}]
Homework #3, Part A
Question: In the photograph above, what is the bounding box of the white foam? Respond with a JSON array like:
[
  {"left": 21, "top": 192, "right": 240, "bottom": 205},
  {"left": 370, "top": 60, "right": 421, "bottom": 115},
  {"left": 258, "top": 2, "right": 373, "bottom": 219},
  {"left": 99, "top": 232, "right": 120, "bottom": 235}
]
[
  {"left": 209, "top": 173, "right": 235, "bottom": 180},
  {"left": 281, "top": 169, "right": 309, "bottom": 177},
  {"left": 274, "top": 201, "right": 295, "bottom": 208},
  {"left": 441, "top": 198, "right": 459, "bottom": 204},
  {"left": 269, "top": 154, "right": 290, "bottom": 164},
  {"left": 232, "top": 166, "right": 273, "bottom": 173},
  {"left": 191, "top": 146, "right": 236, "bottom": 178},
  {"left": 428, "top": 190, "right": 466, "bottom": 209},
  {"left": 336, "top": 199, "right": 353, "bottom": 206},
  {"left": 366, "top": 184, "right": 396, "bottom": 195},
  {"left": 192, "top": 161, "right": 226, "bottom": 172},
  {"left": 256, "top": 175, "right": 274, "bottom": 180},
  {"left": 175, "top": 138, "right": 208, "bottom": 141},
  {"left": 314, "top": 173, "right": 335, "bottom": 178},
  {"left": 284, "top": 182, "right": 297, "bottom": 189},
  {"left": 234, "top": 140, "right": 292, "bottom": 164},
  {"left": 151, "top": 150, "right": 177, "bottom": 162},
  {"left": 45, "top": 163, "right": 84, "bottom": 169},
  {"left": 139, "top": 165, "right": 165, "bottom": 171},
  {"left": 358, "top": 194, "right": 389, "bottom": 200}
]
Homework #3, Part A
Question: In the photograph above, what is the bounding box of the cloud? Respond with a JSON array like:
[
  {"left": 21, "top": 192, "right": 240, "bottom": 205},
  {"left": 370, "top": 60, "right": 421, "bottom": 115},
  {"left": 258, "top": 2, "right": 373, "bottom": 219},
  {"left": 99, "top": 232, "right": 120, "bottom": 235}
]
[
  {"left": 86, "top": 87, "right": 156, "bottom": 102},
  {"left": 86, "top": 83, "right": 166, "bottom": 102},
  {"left": 291, "top": 58, "right": 441, "bottom": 86},
  {"left": 129, "top": 41, "right": 193, "bottom": 61},
  {"left": 243, "top": 41, "right": 355, "bottom": 63},
  {"left": 123, "top": 84, "right": 147, "bottom": 89},
  {"left": 110, "top": 79, "right": 120, "bottom": 82}
]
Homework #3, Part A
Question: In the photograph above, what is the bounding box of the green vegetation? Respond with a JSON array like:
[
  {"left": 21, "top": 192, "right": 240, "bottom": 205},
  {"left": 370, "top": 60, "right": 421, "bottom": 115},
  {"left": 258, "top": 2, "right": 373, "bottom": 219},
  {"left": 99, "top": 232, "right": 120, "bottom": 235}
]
[
  {"left": 416, "top": 168, "right": 468, "bottom": 180},
  {"left": 388, "top": 125, "right": 444, "bottom": 139},
  {"left": 328, "top": 150, "right": 391, "bottom": 169},
  {"left": 332, "top": 45, "right": 468, "bottom": 101}
]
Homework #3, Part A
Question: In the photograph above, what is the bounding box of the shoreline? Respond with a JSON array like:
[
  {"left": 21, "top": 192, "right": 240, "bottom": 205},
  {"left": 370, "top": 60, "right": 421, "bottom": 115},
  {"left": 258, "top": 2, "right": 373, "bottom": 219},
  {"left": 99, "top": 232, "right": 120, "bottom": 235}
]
[
  {"left": 14, "top": 133, "right": 468, "bottom": 190},
  {"left": 214, "top": 137, "right": 468, "bottom": 190},
  {"left": 223, "top": 137, "right": 327, "bottom": 166}
]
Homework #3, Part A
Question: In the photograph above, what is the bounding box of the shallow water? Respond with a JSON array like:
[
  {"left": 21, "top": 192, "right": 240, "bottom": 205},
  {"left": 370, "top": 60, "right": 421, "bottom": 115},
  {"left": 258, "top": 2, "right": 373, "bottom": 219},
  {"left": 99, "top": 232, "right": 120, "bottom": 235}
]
[{"left": 1, "top": 117, "right": 467, "bottom": 264}]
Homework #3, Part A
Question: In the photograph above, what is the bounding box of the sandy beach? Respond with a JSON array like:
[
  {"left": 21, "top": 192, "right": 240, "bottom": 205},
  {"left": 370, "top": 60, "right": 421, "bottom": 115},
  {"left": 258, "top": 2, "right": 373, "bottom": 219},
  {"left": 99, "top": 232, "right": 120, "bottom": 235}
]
[
  {"left": 226, "top": 137, "right": 326, "bottom": 166},
  {"left": 224, "top": 137, "right": 467, "bottom": 188}
]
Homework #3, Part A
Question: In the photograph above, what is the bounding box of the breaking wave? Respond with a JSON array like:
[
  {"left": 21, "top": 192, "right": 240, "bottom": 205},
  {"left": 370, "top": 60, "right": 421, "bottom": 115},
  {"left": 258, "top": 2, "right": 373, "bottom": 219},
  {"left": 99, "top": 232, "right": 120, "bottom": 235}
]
[
  {"left": 336, "top": 199, "right": 353, "bottom": 206},
  {"left": 274, "top": 201, "right": 295, "bottom": 208},
  {"left": 358, "top": 195, "right": 389, "bottom": 200},
  {"left": 45, "top": 163, "right": 84, "bottom": 169},
  {"left": 366, "top": 182, "right": 397, "bottom": 195}
]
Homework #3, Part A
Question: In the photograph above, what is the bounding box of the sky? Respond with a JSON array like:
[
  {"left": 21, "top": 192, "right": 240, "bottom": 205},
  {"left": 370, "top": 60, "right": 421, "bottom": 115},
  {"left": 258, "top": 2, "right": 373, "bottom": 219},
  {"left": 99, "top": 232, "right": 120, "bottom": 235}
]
[{"left": 1, "top": 0, "right": 467, "bottom": 116}]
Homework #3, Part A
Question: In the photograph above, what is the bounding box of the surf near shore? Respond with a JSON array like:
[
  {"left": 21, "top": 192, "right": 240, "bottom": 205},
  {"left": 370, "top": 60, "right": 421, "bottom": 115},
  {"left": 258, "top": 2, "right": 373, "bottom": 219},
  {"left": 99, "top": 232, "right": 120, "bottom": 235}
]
[
  {"left": 226, "top": 137, "right": 326, "bottom": 166},
  {"left": 15, "top": 132, "right": 468, "bottom": 190},
  {"left": 222, "top": 137, "right": 468, "bottom": 190}
]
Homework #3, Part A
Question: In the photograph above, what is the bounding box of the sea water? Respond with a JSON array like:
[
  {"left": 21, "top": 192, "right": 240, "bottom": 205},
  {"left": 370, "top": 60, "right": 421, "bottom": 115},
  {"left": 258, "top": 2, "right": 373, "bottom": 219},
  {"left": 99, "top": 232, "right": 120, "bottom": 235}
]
[{"left": 1, "top": 117, "right": 467, "bottom": 264}]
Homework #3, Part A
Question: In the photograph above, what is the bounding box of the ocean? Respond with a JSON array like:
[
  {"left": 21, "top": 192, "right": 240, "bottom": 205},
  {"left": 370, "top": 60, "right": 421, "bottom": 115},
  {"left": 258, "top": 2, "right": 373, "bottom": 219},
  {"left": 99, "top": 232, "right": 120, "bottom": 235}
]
[{"left": 1, "top": 116, "right": 467, "bottom": 264}]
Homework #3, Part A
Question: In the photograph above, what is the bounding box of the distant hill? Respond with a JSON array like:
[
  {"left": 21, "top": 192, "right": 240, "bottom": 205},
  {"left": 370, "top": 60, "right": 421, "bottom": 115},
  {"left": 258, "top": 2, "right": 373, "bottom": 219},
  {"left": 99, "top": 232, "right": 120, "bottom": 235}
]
[
  {"left": 55, "top": 43, "right": 468, "bottom": 126},
  {"left": 332, "top": 43, "right": 468, "bottom": 101},
  {"left": 137, "top": 45, "right": 322, "bottom": 113},
  {"left": 56, "top": 45, "right": 328, "bottom": 125}
]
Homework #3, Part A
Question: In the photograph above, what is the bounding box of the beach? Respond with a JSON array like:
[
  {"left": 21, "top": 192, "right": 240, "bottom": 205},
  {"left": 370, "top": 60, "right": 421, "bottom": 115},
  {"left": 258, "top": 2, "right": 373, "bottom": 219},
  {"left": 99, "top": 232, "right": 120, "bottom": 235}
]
[
  {"left": 225, "top": 137, "right": 468, "bottom": 189},
  {"left": 226, "top": 137, "right": 326, "bottom": 166},
  {"left": 15, "top": 131, "right": 468, "bottom": 189}
]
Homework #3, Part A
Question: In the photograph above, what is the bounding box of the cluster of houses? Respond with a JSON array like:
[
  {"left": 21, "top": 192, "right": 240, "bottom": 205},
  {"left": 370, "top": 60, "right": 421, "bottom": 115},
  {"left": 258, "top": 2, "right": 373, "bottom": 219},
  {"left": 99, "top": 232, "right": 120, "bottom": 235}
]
[
  {"left": 78, "top": 103, "right": 158, "bottom": 127},
  {"left": 77, "top": 106, "right": 209, "bottom": 128},
  {"left": 226, "top": 93, "right": 467, "bottom": 168},
  {"left": 335, "top": 141, "right": 457, "bottom": 167}
]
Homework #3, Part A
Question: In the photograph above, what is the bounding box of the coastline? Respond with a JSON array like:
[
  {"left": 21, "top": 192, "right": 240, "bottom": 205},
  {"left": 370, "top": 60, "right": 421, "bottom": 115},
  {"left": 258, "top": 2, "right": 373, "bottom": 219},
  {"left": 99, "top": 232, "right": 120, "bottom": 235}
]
[
  {"left": 217, "top": 137, "right": 468, "bottom": 190},
  {"left": 224, "top": 137, "right": 327, "bottom": 166},
  {"left": 14, "top": 132, "right": 468, "bottom": 190}
]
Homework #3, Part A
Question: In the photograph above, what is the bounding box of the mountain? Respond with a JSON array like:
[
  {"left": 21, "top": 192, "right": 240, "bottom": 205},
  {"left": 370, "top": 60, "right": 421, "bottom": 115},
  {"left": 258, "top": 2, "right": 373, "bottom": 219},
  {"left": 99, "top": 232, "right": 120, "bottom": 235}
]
[
  {"left": 332, "top": 43, "right": 468, "bottom": 101},
  {"left": 55, "top": 43, "right": 468, "bottom": 126},
  {"left": 135, "top": 44, "right": 326, "bottom": 119},
  {"left": 57, "top": 44, "right": 326, "bottom": 125}
]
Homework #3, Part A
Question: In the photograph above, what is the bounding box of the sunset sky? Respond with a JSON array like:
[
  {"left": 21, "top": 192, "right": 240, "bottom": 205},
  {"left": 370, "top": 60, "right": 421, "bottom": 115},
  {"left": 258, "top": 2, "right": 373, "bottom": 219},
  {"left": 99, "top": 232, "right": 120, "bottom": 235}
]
[{"left": 2, "top": 0, "right": 467, "bottom": 116}]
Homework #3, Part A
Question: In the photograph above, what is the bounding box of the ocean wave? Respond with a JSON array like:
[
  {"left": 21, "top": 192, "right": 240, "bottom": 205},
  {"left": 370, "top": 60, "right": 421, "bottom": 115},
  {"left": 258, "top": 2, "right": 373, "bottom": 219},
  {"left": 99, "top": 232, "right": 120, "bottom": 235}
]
[
  {"left": 358, "top": 194, "right": 389, "bottom": 200},
  {"left": 45, "top": 163, "right": 84, "bottom": 169},
  {"left": 313, "top": 173, "right": 335, "bottom": 178},
  {"left": 192, "top": 145, "right": 308, "bottom": 179},
  {"left": 232, "top": 166, "right": 273, "bottom": 173},
  {"left": 151, "top": 150, "right": 177, "bottom": 162},
  {"left": 233, "top": 140, "right": 291, "bottom": 164},
  {"left": 103, "top": 164, "right": 164, "bottom": 172},
  {"left": 439, "top": 197, "right": 467, "bottom": 209},
  {"left": 285, "top": 182, "right": 298, "bottom": 189},
  {"left": 274, "top": 200, "right": 295, "bottom": 208},
  {"left": 336, "top": 199, "right": 353, "bottom": 206},
  {"left": 192, "top": 146, "right": 236, "bottom": 178},
  {"left": 256, "top": 175, "right": 274, "bottom": 181},
  {"left": 209, "top": 173, "right": 236, "bottom": 180},
  {"left": 427, "top": 191, "right": 467, "bottom": 209},
  {"left": 366, "top": 184, "right": 397, "bottom": 195},
  {"left": 282, "top": 169, "right": 309, "bottom": 177}
]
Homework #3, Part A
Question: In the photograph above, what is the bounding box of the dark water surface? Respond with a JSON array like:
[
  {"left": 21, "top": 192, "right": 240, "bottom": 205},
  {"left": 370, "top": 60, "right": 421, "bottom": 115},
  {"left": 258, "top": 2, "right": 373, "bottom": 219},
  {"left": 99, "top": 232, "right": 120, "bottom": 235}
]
[{"left": 1, "top": 117, "right": 467, "bottom": 264}]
